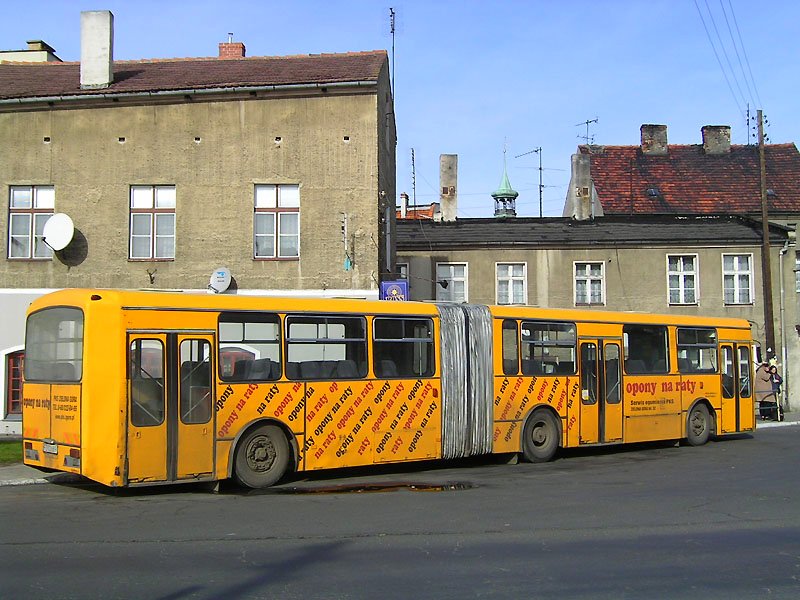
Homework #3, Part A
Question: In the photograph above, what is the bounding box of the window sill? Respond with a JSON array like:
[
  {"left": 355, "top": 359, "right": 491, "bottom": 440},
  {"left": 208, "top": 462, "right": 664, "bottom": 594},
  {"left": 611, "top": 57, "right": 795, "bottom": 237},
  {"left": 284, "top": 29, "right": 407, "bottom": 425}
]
[
  {"left": 254, "top": 257, "right": 300, "bottom": 261},
  {"left": 128, "top": 258, "right": 175, "bottom": 262},
  {"left": 7, "top": 257, "right": 53, "bottom": 262}
]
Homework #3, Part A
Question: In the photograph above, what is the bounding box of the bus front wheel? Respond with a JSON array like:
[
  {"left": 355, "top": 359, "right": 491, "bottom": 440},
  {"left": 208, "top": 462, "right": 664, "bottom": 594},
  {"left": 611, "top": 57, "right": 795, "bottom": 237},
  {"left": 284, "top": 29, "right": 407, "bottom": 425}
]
[
  {"left": 234, "top": 424, "right": 290, "bottom": 488},
  {"left": 686, "top": 404, "right": 711, "bottom": 446},
  {"left": 522, "top": 410, "right": 560, "bottom": 463}
]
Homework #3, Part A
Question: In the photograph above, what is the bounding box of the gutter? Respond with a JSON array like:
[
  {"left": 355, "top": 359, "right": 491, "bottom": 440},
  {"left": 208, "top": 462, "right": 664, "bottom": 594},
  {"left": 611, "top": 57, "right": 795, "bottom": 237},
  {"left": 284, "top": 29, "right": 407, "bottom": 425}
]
[{"left": 0, "top": 80, "right": 377, "bottom": 106}]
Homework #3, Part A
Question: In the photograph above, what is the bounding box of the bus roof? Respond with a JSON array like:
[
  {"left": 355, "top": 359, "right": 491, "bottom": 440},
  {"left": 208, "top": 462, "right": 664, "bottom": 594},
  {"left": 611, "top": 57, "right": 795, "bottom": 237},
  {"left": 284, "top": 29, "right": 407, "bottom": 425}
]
[{"left": 27, "top": 288, "right": 752, "bottom": 331}]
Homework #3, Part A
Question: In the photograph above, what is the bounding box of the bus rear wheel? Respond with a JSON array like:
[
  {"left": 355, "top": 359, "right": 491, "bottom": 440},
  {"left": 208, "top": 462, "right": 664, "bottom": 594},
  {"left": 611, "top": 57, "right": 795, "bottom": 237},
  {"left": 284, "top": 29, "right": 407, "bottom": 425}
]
[
  {"left": 522, "top": 410, "right": 560, "bottom": 463},
  {"left": 234, "top": 424, "right": 290, "bottom": 489},
  {"left": 686, "top": 404, "right": 711, "bottom": 446}
]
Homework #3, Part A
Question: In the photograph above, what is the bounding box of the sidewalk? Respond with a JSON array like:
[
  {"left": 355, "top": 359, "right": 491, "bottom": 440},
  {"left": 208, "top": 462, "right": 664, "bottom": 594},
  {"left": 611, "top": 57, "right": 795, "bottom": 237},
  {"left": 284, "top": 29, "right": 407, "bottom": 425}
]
[{"left": 2, "top": 411, "right": 798, "bottom": 487}]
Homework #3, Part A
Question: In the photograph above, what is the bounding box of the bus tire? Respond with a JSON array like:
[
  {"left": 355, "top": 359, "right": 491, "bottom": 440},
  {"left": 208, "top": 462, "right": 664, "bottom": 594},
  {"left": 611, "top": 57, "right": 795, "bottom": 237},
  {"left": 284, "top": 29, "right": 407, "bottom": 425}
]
[
  {"left": 234, "top": 424, "right": 290, "bottom": 489},
  {"left": 522, "top": 410, "right": 560, "bottom": 463},
  {"left": 686, "top": 404, "right": 711, "bottom": 446}
]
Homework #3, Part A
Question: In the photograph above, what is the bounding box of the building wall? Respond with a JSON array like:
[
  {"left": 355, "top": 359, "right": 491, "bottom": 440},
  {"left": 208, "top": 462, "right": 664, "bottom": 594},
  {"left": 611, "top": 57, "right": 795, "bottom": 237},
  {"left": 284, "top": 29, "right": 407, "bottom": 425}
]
[
  {"left": 0, "top": 89, "right": 384, "bottom": 293},
  {"left": 0, "top": 80, "right": 395, "bottom": 432},
  {"left": 400, "top": 242, "right": 798, "bottom": 409}
]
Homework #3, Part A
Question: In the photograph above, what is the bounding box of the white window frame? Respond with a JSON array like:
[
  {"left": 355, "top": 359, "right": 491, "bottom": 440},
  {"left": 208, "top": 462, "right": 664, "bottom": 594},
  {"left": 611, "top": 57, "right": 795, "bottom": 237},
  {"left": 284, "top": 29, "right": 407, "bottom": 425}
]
[
  {"left": 574, "top": 261, "right": 605, "bottom": 306},
  {"left": 129, "top": 185, "right": 176, "bottom": 260},
  {"left": 496, "top": 262, "right": 527, "bottom": 305},
  {"left": 722, "top": 253, "right": 753, "bottom": 305},
  {"left": 436, "top": 262, "right": 468, "bottom": 303},
  {"left": 795, "top": 253, "right": 800, "bottom": 293},
  {"left": 667, "top": 254, "right": 699, "bottom": 305},
  {"left": 8, "top": 185, "right": 55, "bottom": 260},
  {"left": 254, "top": 184, "right": 300, "bottom": 259}
]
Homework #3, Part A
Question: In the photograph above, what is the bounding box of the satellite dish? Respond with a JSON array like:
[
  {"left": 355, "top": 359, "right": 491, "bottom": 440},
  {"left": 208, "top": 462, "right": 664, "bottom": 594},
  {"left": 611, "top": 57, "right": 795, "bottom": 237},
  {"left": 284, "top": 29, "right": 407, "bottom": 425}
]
[
  {"left": 209, "top": 267, "right": 232, "bottom": 293},
  {"left": 42, "top": 213, "right": 75, "bottom": 251}
]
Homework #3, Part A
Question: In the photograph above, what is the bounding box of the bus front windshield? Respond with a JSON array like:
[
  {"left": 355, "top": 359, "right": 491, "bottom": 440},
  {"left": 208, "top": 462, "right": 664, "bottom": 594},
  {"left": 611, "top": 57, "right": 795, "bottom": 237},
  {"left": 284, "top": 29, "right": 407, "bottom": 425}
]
[{"left": 24, "top": 307, "right": 84, "bottom": 382}]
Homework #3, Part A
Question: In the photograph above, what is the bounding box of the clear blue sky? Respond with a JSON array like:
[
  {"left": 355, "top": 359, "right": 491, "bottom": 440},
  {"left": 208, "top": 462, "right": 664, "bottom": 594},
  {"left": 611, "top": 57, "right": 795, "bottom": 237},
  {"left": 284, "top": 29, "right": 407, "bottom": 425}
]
[{"left": 3, "top": 1, "right": 798, "bottom": 217}]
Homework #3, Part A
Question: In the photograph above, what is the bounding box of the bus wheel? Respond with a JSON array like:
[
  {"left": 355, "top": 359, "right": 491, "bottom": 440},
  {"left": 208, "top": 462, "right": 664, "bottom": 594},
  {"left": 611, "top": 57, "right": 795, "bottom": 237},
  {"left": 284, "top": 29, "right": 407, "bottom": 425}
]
[
  {"left": 686, "top": 404, "right": 711, "bottom": 446},
  {"left": 522, "top": 410, "right": 559, "bottom": 463},
  {"left": 234, "top": 424, "right": 290, "bottom": 489}
]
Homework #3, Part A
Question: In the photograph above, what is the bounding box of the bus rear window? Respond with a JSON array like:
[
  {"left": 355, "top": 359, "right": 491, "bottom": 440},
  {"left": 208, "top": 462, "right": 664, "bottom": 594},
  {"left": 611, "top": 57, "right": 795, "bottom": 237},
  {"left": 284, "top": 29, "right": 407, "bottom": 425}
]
[{"left": 24, "top": 307, "right": 84, "bottom": 382}]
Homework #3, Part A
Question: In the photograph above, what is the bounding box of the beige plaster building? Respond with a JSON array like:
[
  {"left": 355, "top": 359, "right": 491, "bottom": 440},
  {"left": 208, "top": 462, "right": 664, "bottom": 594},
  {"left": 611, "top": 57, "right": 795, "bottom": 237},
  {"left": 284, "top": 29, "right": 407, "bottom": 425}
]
[{"left": 0, "top": 11, "right": 396, "bottom": 432}]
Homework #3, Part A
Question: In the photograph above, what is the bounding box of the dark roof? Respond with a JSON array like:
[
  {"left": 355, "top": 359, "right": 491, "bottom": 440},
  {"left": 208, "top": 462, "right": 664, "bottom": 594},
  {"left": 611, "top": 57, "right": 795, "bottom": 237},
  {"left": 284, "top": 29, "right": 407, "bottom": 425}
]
[
  {"left": 397, "top": 214, "right": 788, "bottom": 251},
  {"left": 582, "top": 143, "right": 800, "bottom": 215},
  {"left": 0, "top": 51, "right": 387, "bottom": 100}
]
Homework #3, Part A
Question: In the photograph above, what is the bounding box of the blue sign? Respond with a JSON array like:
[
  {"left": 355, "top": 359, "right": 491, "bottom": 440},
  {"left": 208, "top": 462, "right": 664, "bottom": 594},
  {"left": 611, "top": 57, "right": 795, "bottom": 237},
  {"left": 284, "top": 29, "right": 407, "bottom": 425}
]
[{"left": 380, "top": 280, "right": 408, "bottom": 301}]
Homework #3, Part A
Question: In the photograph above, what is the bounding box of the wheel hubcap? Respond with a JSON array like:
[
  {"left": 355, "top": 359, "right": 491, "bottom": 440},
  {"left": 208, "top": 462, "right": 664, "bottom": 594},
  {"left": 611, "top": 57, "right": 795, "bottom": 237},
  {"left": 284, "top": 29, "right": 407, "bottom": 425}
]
[
  {"left": 532, "top": 422, "right": 548, "bottom": 446},
  {"left": 246, "top": 435, "right": 276, "bottom": 473}
]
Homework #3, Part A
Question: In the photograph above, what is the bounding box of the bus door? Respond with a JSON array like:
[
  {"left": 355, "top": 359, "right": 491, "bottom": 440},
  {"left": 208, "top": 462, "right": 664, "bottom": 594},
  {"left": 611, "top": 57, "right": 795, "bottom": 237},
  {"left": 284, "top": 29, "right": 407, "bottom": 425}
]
[
  {"left": 579, "top": 339, "right": 623, "bottom": 444},
  {"left": 720, "top": 343, "right": 755, "bottom": 433},
  {"left": 127, "top": 332, "right": 215, "bottom": 484}
]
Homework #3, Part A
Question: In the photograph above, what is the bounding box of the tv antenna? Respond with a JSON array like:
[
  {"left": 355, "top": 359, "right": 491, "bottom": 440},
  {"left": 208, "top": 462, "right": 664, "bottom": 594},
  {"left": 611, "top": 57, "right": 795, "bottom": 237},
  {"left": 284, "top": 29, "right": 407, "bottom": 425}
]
[
  {"left": 411, "top": 147, "right": 417, "bottom": 211},
  {"left": 515, "top": 147, "right": 543, "bottom": 218},
  {"left": 576, "top": 117, "right": 598, "bottom": 144}
]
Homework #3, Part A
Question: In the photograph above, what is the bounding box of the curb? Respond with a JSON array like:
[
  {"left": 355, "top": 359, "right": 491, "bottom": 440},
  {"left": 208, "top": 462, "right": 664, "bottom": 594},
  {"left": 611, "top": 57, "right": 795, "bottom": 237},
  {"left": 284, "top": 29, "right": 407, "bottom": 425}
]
[
  {"left": 0, "top": 472, "right": 84, "bottom": 487},
  {"left": 757, "top": 419, "right": 800, "bottom": 429}
]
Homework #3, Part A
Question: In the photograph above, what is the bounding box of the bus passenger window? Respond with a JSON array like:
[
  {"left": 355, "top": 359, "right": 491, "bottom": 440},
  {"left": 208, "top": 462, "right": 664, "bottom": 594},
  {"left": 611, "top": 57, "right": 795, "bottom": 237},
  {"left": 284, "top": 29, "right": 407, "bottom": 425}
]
[
  {"left": 501, "top": 319, "right": 519, "bottom": 375},
  {"left": 129, "top": 339, "right": 165, "bottom": 427},
  {"left": 677, "top": 328, "right": 717, "bottom": 373},
  {"left": 286, "top": 315, "right": 367, "bottom": 380},
  {"left": 623, "top": 325, "right": 668, "bottom": 374},
  {"left": 24, "top": 307, "right": 84, "bottom": 382},
  {"left": 219, "top": 312, "right": 280, "bottom": 381},
  {"left": 373, "top": 317, "right": 434, "bottom": 378},
  {"left": 520, "top": 321, "right": 576, "bottom": 376}
]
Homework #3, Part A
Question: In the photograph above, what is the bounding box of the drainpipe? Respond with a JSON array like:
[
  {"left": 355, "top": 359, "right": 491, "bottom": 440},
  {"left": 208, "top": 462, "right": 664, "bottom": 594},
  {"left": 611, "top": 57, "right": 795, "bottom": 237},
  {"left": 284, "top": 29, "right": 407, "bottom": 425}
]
[{"left": 779, "top": 240, "right": 789, "bottom": 410}]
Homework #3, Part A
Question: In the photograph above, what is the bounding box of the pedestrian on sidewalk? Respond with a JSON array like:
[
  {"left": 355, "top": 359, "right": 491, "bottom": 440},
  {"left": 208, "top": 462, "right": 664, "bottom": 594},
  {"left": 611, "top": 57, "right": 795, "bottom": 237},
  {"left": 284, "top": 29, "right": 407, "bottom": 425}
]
[{"left": 755, "top": 362, "right": 779, "bottom": 421}]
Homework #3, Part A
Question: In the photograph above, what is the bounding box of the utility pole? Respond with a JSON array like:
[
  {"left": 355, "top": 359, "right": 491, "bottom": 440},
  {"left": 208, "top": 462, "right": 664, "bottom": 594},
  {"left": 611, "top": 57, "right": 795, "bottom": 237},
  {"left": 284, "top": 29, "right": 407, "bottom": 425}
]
[{"left": 758, "top": 109, "right": 776, "bottom": 358}]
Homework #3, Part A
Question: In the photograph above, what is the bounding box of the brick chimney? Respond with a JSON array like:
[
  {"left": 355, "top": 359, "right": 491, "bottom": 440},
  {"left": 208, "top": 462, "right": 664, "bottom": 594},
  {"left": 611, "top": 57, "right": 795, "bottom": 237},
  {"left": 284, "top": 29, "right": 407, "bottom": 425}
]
[
  {"left": 219, "top": 40, "right": 246, "bottom": 58},
  {"left": 640, "top": 124, "right": 668, "bottom": 156},
  {"left": 702, "top": 125, "right": 731, "bottom": 154}
]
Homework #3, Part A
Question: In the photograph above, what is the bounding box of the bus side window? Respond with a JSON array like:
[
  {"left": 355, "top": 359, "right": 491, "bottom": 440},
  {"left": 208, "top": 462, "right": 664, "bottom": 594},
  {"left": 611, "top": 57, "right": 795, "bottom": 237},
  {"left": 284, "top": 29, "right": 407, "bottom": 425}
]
[
  {"left": 218, "top": 312, "right": 281, "bottom": 382},
  {"left": 287, "top": 315, "right": 368, "bottom": 380},
  {"left": 373, "top": 317, "right": 434, "bottom": 378},
  {"left": 623, "top": 325, "right": 668, "bottom": 374},
  {"left": 129, "top": 339, "right": 165, "bottom": 427}
]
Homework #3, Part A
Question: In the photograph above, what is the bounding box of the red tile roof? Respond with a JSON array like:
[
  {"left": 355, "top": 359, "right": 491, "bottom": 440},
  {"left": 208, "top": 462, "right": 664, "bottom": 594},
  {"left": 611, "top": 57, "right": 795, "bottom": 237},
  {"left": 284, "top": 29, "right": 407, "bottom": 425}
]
[
  {"left": 582, "top": 143, "right": 800, "bottom": 214},
  {"left": 0, "top": 51, "right": 387, "bottom": 100},
  {"left": 396, "top": 204, "right": 438, "bottom": 220}
]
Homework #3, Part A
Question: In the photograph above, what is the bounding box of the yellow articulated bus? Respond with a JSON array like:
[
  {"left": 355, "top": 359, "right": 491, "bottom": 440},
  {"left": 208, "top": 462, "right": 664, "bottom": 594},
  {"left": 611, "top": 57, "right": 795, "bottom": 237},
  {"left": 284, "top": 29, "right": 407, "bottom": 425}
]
[{"left": 21, "top": 289, "right": 755, "bottom": 489}]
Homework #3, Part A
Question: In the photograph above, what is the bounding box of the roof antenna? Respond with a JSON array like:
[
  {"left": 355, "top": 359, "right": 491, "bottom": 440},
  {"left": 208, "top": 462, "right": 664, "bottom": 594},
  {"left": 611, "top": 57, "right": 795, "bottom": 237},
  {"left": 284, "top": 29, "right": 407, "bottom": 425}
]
[{"left": 576, "top": 117, "right": 598, "bottom": 144}]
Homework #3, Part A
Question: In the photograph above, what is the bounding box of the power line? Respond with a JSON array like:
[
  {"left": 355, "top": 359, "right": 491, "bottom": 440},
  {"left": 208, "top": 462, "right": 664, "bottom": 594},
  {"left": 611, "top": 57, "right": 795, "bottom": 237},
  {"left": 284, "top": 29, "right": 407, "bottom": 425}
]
[
  {"left": 702, "top": 0, "right": 748, "bottom": 110},
  {"left": 718, "top": 0, "right": 757, "bottom": 109},
  {"left": 726, "top": 0, "right": 763, "bottom": 108},
  {"left": 693, "top": 0, "right": 745, "bottom": 114}
]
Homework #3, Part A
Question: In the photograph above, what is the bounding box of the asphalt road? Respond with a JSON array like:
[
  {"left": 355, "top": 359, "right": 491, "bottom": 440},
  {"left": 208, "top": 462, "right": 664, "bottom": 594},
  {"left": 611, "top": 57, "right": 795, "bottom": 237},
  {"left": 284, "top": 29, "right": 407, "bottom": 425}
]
[{"left": 2, "top": 427, "right": 799, "bottom": 599}]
